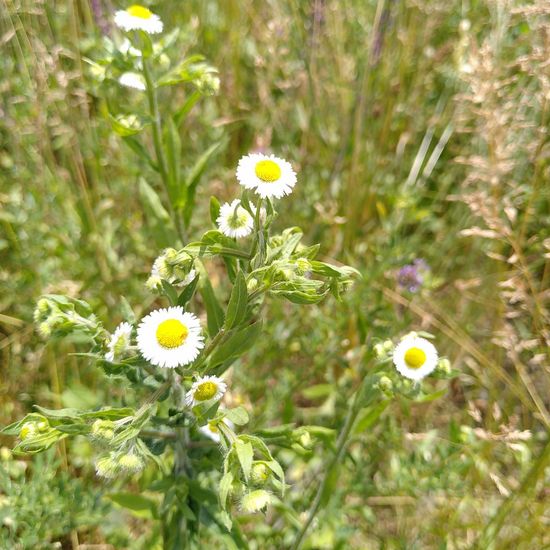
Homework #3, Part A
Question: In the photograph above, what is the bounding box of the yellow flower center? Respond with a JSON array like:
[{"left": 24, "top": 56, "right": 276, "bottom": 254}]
[
  {"left": 194, "top": 381, "right": 218, "bottom": 401},
  {"left": 255, "top": 160, "right": 281, "bottom": 182},
  {"left": 156, "top": 319, "right": 188, "bottom": 349},
  {"left": 207, "top": 422, "right": 219, "bottom": 434},
  {"left": 127, "top": 5, "right": 152, "bottom": 19},
  {"left": 404, "top": 347, "right": 426, "bottom": 369}
]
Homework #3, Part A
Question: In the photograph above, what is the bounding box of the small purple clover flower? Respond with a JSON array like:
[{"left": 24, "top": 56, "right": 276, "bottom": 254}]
[{"left": 397, "top": 259, "right": 430, "bottom": 292}]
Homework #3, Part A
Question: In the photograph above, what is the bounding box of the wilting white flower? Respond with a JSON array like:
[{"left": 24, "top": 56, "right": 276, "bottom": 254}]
[
  {"left": 119, "top": 72, "right": 146, "bottom": 91},
  {"left": 105, "top": 322, "right": 133, "bottom": 362},
  {"left": 217, "top": 199, "right": 255, "bottom": 238},
  {"left": 185, "top": 375, "right": 227, "bottom": 408},
  {"left": 236, "top": 153, "right": 297, "bottom": 199},
  {"left": 392, "top": 335, "right": 438, "bottom": 381},
  {"left": 114, "top": 5, "right": 163, "bottom": 34},
  {"left": 240, "top": 490, "right": 273, "bottom": 513},
  {"left": 136, "top": 306, "right": 204, "bottom": 368},
  {"left": 118, "top": 38, "right": 142, "bottom": 57},
  {"left": 199, "top": 418, "right": 234, "bottom": 443}
]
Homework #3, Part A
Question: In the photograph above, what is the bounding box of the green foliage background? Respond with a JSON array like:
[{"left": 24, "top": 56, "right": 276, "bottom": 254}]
[{"left": 0, "top": 0, "right": 549, "bottom": 548}]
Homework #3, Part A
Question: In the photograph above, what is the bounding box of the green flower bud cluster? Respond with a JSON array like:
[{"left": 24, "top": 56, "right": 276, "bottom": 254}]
[
  {"left": 19, "top": 420, "right": 49, "bottom": 441},
  {"left": 33, "top": 295, "right": 102, "bottom": 341},
  {"left": 374, "top": 339, "right": 394, "bottom": 359},
  {"left": 91, "top": 420, "right": 116, "bottom": 442},
  {"left": 95, "top": 449, "right": 144, "bottom": 479},
  {"left": 250, "top": 462, "right": 271, "bottom": 486},
  {"left": 146, "top": 249, "right": 196, "bottom": 290}
]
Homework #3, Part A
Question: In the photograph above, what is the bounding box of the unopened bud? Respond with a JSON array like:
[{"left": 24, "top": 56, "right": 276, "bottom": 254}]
[
  {"left": 251, "top": 463, "right": 270, "bottom": 485},
  {"left": 118, "top": 453, "right": 144, "bottom": 473},
  {"left": 20, "top": 422, "right": 37, "bottom": 440},
  {"left": 377, "top": 376, "right": 394, "bottom": 396},
  {"left": 295, "top": 258, "right": 311, "bottom": 275},
  {"left": 91, "top": 419, "right": 115, "bottom": 441},
  {"left": 437, "top": 357, "right": 451, "bottom": 375}
]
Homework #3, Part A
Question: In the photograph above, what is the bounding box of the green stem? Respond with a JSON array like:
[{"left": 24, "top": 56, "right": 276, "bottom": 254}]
[
  {"left": 291, "top": 380, "right": 365, "bottom": 550},
  {"left": 141, "top": 53, "right": 185, "bottom": 243}
]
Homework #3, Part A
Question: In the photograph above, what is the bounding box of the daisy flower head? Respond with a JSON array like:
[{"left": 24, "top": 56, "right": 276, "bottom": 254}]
[
  {"left": 136, "top": 306, "right": 204, "bottom": 368},
  {"left": 106, "top": 321, "right": 133, "bottom": 362},
  {"left": 392, "top": 335, "right": 438, "bottom": 381},
  {"left": 217, "top": 199, "right": 255, "bottom": 238},
  {"left": 114, "top": 4, "right": 163, "bottom": 34},
  {"left": 185, "top": 375, "right": 227, "bottom": 408},
  {"left": 236, "top": 153, "right": 296, "bottom": 199},
  {"left": 118, "top": 72, "right": 146, "bottom": 91}
]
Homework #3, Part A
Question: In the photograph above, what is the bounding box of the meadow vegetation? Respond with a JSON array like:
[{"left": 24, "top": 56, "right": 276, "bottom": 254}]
[{"left": 0, "top": 1, "right": 549, "bottom": 548}]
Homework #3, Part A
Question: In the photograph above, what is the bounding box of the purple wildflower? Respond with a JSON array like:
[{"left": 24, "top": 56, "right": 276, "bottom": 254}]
[{"left": 397, "top": 259, "right": 429, "bottom": 292}]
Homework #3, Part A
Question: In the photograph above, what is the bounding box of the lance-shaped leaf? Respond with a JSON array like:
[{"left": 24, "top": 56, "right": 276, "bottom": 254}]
[
  {"left": 208, "top": 321, "right": 262, "bottom": 368},
  {"left": 224, "top": 271, "right": 248, "bottom": 329}
]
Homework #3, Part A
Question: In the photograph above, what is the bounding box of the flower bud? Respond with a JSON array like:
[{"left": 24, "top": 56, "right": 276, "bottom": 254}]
[
  {"left": 295, "top": 258, "right": 312, "bottom": 275},
  {"left": 297, "top": 430, "right": 312, "bottom": 450},
  {"left": 118, "top": 453, "right": 144, "bottom": 473},
  {"left": 20, "top": 422, "right": 37, "bottom": 440},
  {"left": 91, "top": 419, "right": 115, "bottom": 441},
  {"left": 0, "top": 447, "right": 12, "bottom": 461},
  {"left": 247, "top": 278, "right": 259, "bottom": 292},
  {"left": 437, "top": 357, "right": 451, "bottom": 375},
  {"left": 251, "top": 462, "right": 270, "bottom": 485},
  {"left": 377, "top": 376, "right": 394, "bottom": 397},
  {"left": 95, "top": 454, "right": 119, "bottom": 478}
]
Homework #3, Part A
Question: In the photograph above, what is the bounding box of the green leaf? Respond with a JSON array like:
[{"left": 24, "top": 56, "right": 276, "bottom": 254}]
[
  {"left": 164, "top": 118, "right": 182, "bottom": 207},
  {"left": 138, "top": 178, "right": 177, "bottom": 246},
  {"left": 225, "top": 271, "right": 248, "bottom": 329},
  {"left": 161, "top": 280, "right": 178, "bottom": 306},
  {"left": 234, "top": 439, "right": 254, "bottom": 481},
  {"left": 416, "top": 388, "right": 448, "bottom": 402},
  {"left": 54, "top": 423, "right": 91, "bottom": 435},
  {"left": 175, "top": 90, "right": 202, "bottom": 128},
  {"left": 224, "top": 406, "right": 249, "bottom": 426},
  {"left": 219, "top": 471, "right": 234, "bottom": 509},
  {"left": 177, "top": 274, "right": 199, "bottom": 307},
  {"left": 353, "top": 401, "right": 390, "bottom": 434},
  {"left": 80, "top": 407, "right": 135, "bottom": 420},
  {"left": 208, "top": 321, "right": 262, "bottom": 368},
  {"left": 199, "top": 275, "right": 224, "bottom": 337},
  {"left": 33, "top": 406, "right": 80, "bottom": 421},
  {"left": 301, "top": 384, "right": 333, "bottom": 400},
  {"left": 137, "top": 31, "right": 153, "bottom": 58},
  {"left": 108, "top": 493, "right": 158, "bottom": 519},
  {"left": 122, "top": 136, "right": 156, "bottom": 169},
  {"left": 210, "top": 196, "right": 221, "bottom": 226},
  {"left": 183, "top": 142, "right": 223, "bottom": 226}
]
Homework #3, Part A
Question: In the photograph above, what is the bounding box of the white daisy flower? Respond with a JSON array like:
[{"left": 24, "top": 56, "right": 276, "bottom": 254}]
[
  {"left": 119, "top": 72, "right": 146, "bottom": 91},
  {"left": 185, "top": 375, "right": 227, "bottom": 408},
  {"left": 392, "top": 335, "right": 438, "bottom": 381},
  {"left": 136, "top": 306, "right": 204, "bottom": 368},
  {"left": 105, "top": 322, "right": 133, "bottom": 362},
  {"left": 114, "top": 5, "right": 163, "bottom": 34},
  {"left": 217, "top": 199, "right": 255, "bottom": 238},
  {"left": 199, "top": 418, "right": 234, "bottom": 443},
  {"left": 236, "top": 153, "right": 297, "bottom": 199}
]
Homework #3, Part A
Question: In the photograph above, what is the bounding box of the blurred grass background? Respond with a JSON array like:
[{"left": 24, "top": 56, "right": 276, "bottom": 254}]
[{"left": 1, "top": 0, "right": 549, "bottom": 548}]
